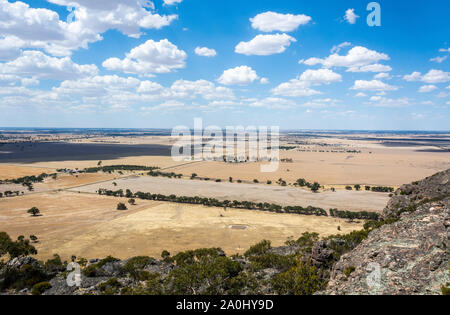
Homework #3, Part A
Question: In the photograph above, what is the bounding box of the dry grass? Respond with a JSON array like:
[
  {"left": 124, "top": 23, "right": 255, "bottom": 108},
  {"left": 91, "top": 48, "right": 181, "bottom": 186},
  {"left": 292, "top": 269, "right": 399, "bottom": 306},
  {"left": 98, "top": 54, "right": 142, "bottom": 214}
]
[
  {"left": 0, "top": 191, "right": 363, "bottom": 260},
  {"left": 0, "top": 165, "right": 56, "bottom": 180},
  {"left": 71, "top": 176, "right": 389, "bottom": 213}
]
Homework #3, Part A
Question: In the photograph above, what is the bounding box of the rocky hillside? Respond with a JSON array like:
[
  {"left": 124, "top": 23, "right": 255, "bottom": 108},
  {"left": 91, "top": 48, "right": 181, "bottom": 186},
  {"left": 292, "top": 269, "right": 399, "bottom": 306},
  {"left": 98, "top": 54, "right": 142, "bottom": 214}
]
[
  {"left": 321, "top": 169, "right": 449, "bottom": 295},
  {"left": 383, "top": 168, "right": 450, "bottom": 219},
  {"left": 1, "top": 169, "right": 449, "bottom": 295}
]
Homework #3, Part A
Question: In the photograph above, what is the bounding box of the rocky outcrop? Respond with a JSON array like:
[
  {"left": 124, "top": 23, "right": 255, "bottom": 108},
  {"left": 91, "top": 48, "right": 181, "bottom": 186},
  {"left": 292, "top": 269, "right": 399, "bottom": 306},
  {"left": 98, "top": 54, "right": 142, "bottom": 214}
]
[
  {"left": 321, "top": 169, "right": 450, "bottom": 295},
  {"left": 383, "top": 169, "right": 449, "bottom": 219},
  {"left": 310, "top": 241, "right": 334, "bottom": 268}
]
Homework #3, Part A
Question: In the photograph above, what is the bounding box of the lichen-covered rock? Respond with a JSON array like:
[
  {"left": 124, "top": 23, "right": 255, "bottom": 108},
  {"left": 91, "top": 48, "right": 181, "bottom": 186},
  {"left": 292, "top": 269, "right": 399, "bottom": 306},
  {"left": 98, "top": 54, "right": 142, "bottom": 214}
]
[
  {"left": 383, "top": 169, "right": 449, "bottom": 219},
  {"left": 310, "top": 241, "right": 334, "bottom": 268},
  {"left": 320, "top": 199, "right": 449, "bottom": 295}
]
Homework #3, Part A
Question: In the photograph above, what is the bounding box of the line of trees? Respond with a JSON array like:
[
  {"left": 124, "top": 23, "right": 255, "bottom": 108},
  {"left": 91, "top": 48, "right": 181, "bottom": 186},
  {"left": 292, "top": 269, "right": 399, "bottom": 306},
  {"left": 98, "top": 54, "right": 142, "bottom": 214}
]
[
  {"left": 329, "top": 208, "right": 380, "bottom": 221},
  {"left": 82, "top": 165, "right": 160, "bottom": 173},
  {"left": 148, "top": 170, "right": 183, "bottom": 179},
  {"left": 368, "top": 186, "right": 395, "bottom": 193},
  {"left": 97, "top": 189, "right": 336, "bottom": 218},
  {"left": 0, "top": 191, "right": 22, "bottom": 198},
  {"left": 294, "top": 178, "right": 321, "bottom": 192},
  {"left": 0, "top": 173, "right": 53, "bottom": 185}
]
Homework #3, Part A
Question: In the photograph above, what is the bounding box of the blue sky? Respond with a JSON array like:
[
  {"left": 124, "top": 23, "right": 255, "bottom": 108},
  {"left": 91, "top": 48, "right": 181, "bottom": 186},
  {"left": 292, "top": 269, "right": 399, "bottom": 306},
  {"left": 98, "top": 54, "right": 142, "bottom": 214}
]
[{"left": 0, "top": 0, "right": 449, "bottom": 130}]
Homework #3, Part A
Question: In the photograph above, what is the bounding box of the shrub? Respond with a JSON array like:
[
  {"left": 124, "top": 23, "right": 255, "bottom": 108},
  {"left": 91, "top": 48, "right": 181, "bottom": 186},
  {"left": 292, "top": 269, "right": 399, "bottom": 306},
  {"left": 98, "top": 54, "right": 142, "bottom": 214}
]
[
  {"left": 117, "top": 203, "right": 128, "bottom": 211},
  {"left": 166, "top": 254, "right": 242, "bottom": 295},
  {"left": 271, "top": 260, "right": 326, "bottom": 295},
  {"left": 31, "top": 282, "right": 52, "bottom": 295},
  {"left": 344, "top": 266, "right": 356, "bottom": 277},
  {"left": 442, "top": 282, "right": 450, "bottom": 295},
  {"left": 121, "top": 256, "right": 154, "bottom": 280},
  {"left": 0, "top": 232, "right": 12, "bottom": 256},
  {"left": 1, "top": 264, "right": 49, "bottom": 292},
  {"left": 286, "top": 232, "right": 319, "bottom": 254},
  {"left": 44, "top": 254, "right": 64, "bottom": 272},
  {"left": 161, "top": 250, "right": 171, "bottom": 259},
  {"left": 5, "top": 235, "right": 38, "bottom": 259},
  {"left": 98, "top": 278, "right": 122, "bottom": 295},
  {"left": 244, "top": 240, "right": 271, "bottom": 258},
  {"left": 83, "top": 256, "right": 119, "bottom": 277}
]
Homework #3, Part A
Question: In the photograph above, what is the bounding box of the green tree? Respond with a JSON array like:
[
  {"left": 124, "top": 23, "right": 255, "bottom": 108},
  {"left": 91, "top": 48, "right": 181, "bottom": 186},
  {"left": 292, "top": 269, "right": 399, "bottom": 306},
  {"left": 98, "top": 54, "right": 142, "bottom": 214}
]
[
  {"left": 117, "top": 203, "right": 128, "bottom": 211},
  {"left": 0, "top": 232, "right": 12, "bottom": 256},
  {"left": 29, "top": 235, "right": 38, "bottom": 243},
  {"left": 310, "top": 182, "right": 321, "bottom": 193},
  {"left": 7, "top": 235, "right": 38, "bottom": 258},
  {"left": 27, "top": 207, "right": 40, "bottom": 217}
]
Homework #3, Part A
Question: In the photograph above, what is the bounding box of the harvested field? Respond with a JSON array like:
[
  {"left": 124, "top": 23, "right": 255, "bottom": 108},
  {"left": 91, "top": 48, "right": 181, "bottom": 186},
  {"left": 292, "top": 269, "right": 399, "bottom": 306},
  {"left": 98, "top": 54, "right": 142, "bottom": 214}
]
[
  {"left": 0, "top": 164, "right": 56, "bottom": 180},
  {"left": 70, "top": 176, "right": 390, "bottom": 212},
  {"left": 0, "top": 191, "right": 363, "bottom": 260},
  {"left": 167, "top": 148, "right": 450, "bottom": 187}
]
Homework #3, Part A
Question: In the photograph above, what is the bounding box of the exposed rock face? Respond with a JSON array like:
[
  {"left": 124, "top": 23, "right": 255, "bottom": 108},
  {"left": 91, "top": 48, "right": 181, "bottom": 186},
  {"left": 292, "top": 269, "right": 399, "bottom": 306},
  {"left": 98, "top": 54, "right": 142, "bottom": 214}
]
[
  {"left": 311, "top": 241, "right": 334, "bottom": 268},
  {"left": 383, "top": 168, "right": 449, "bottom": 219},
  {"left": 321, "top": 170, "right": 449, "bottom": 295}
]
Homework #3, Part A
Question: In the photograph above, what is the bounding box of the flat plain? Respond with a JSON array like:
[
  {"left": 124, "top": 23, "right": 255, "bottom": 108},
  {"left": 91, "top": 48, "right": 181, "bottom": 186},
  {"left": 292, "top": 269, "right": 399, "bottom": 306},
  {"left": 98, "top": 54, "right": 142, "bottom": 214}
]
[{"left": 1, "top": 130, "right": 449, "bottom": 260}]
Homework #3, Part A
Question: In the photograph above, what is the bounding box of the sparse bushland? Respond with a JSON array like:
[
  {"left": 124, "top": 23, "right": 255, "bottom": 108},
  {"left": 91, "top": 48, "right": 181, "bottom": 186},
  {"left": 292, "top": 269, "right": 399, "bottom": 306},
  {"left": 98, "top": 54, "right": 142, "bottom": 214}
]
[
  {"left": 0, "top": 232, "right": 37, "bottom": 259},
  {"left": 271, "top": 260, "right": 326, "bottom": 295},
  {"left": 0, "top": 228, "right": 368, "bottom": 295},
  {"left": 1, "top": 170, "right": 448, "bottom": 295},
  {"left": 83, "top": 256, "right": 120, "bottom": 277}
]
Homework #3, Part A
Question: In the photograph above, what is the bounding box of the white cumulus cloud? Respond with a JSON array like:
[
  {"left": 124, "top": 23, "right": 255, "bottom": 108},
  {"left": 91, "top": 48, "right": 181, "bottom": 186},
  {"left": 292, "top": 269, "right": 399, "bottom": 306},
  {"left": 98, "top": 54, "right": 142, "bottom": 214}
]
[
  {"left": 0, "top": 0, "right": 177, "bottom": 57},
  {"left": 403, "top": 69, "right": 450, "bottom": 83},
  {"left": 351, "top": 80, "right": 398, "bottom": 91},
  {"left": 271, "top": 68, "right": 341, "bottom": 97},
  {"left": 344, "top": 9, "right": 359, "bottom": 24},
  {"left": 0, "top": 50, "right": 98, "bottom": 80},
  {"left": 163, "top": 0, "right": 183, "bottom": 5},
  {"left": 235, "top": 33, "right": 296, "bottom": 56},
  {"left": 217, "top": 66, "right": 259, "bottom": 86},
  {"left": 303, "top": 46, "right": 390, "bottom": 73},
  {"left": 195, "top": 47, "right": 217, "bottom": 57},
  {"left": 418, "top": 85, "right": 438, "bottom": 93},
  {"left": 102, "top": 39, "right": 187, "bottom": 76},
  {"left": 298, "top": 69, "right": 342, "bottom": 85},
  {"left": 250, "top": 11, "right": 311, "bottom": 32}
]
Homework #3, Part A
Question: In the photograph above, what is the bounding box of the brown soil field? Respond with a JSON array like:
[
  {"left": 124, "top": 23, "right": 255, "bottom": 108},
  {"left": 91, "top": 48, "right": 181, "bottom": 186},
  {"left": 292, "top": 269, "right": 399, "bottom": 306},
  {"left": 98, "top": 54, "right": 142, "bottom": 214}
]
[
  {"left": 0, "top": 191, "right": 363, "bottom": 261},
  {"left": 167, "top": 148, "right": 450, "bottom": 187},
  {"left": 0, "top": 164, "right": 56, "bottom": 180},
  {"left": 19, "top": 156, "right": 185, "bottom": 171},
  {"left": 1, "top": 132, "right": 448, "bottom": 261},
  {"left": 0, "top": 172, "right": 120, "bottom": 195},
  {"left": 70, "top": 176, "right": 389, "bottom": 213}
]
